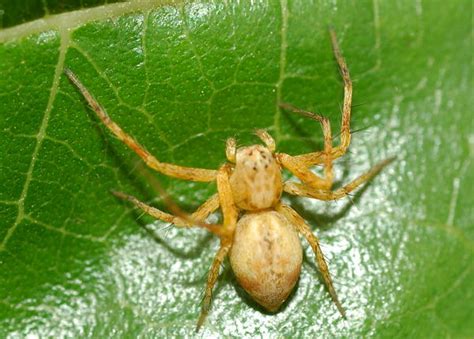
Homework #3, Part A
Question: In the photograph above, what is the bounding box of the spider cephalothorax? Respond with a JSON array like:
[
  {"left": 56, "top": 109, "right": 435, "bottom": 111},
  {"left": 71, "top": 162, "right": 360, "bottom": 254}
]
[
  {"left": 229, "top": 143, "right": 282, "bottom": 210},
  {"left": 65, "top": 29, "right": 393, "bottom": 331}
]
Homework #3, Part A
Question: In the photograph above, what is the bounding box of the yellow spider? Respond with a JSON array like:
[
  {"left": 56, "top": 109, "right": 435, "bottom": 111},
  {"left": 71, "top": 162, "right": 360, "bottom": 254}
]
[{"left": 65, "top": 29, "right": 393, "bottom": 331}]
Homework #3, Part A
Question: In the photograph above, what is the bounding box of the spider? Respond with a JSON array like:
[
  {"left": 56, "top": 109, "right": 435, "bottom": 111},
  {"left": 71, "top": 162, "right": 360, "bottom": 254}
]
[{"left": 65, "top": 29, "right": 393, "bottom": 330}]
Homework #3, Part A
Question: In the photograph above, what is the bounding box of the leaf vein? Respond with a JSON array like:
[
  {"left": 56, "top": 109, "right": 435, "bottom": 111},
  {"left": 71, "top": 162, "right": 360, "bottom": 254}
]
[{"left": 0, "top": 30, "right": 71, "bottom": 251}]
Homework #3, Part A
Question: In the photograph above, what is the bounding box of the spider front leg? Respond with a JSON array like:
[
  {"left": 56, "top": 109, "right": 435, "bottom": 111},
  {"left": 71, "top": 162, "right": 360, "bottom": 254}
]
[
  {"left": 277, "top": 105, "right": 334, "bottom": 190},
  {"left": 64, "top": 68, "right": 217, "bottom": 182},
  {"left": 276, "top": 203, "right": 345, "bottom": 317},
  {"left": 283, "top": 157, "right": 396, "bottom": 200},
  {"left": 291, "top": 28, "right": 353, "bottom": 168}
]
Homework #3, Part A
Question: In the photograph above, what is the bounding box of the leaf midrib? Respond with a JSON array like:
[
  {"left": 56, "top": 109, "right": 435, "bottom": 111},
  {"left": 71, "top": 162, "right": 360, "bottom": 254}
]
[{"left": 0, "top": 1, "right": 180, "bottom": 43}]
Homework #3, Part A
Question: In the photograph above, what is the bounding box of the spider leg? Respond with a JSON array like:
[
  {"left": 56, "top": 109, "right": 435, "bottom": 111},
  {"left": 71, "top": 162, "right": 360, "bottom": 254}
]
[
  {"left": 329, "top": 28, "right": 352, "bottom": 156},
  {"left": 278, "top": 152, "right": 333, "bottom": 190},
  {"left": 215, "top": 164, "right": 239, "bottom": 236},
  {"left": 288, "top": 29, "right": 353, "bottom": 168},
  {"left": 112, "top": 191, "right": 223, "bottom": 236},
  {"left": 283, "top": 157, "right": 395, "bottom": 200},
  {"left": 196, "top": 164, "right": 238, "bottom": 331},
  {"left": 64, "top": 68, "right": 217, "bottom": 182},
  {"left": 276, "top": 108, "right": 334, "bottom": 190},
  {"left": 276, "top": 203, "right": 345, "bottom": 317},
  {"left": 196, "top": 241, "right": 232, "bottom": 332}
]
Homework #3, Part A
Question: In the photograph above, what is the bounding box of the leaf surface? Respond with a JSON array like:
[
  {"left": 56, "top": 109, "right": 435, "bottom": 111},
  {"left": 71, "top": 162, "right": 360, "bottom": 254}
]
[{"left": 0, "top": 1, "right": 472, "bottom": 337}]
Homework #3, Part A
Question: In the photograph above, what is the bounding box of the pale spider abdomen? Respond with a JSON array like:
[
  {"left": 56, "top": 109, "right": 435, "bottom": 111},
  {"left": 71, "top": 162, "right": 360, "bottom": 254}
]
[
  {"left": 229, "top": 145, "right": 282, "bottom": 210},
  {"left": 229, "top": 211, "right": 302, "bottom": 312}
]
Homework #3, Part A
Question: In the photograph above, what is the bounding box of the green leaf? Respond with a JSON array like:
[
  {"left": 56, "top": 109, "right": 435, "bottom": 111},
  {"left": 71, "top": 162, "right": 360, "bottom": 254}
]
[{"left": 1, "top": 1, "right": 472, "bottom": 337}]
